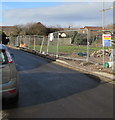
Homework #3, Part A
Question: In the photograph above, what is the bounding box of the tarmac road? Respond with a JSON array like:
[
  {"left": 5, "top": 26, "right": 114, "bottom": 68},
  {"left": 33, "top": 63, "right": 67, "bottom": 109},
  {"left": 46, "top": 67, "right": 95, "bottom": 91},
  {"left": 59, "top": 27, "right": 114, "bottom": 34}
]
[{"left": 2, "top": 48, "right": 113, "bottom": 118}]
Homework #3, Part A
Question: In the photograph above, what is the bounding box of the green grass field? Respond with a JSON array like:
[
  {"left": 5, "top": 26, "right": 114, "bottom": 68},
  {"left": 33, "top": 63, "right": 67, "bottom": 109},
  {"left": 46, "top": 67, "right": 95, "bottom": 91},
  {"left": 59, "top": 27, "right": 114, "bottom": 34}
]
[{"left": 29, "top": 44, "right": 110, "bottom": 54}]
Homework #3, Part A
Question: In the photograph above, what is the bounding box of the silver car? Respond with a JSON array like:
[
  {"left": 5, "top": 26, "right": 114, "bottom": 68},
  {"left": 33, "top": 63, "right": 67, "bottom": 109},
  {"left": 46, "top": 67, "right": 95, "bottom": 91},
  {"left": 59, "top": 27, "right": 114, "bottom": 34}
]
[{"left": 0, "top": 44, "right": 19, "bottom": 101}]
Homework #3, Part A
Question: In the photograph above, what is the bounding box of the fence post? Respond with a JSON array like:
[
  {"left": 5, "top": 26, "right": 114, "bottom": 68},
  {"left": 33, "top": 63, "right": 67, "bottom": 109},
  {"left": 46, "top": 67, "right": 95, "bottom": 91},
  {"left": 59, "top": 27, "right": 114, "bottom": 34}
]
[
  {"left": 15, "top": 36, "right": 18, "bottom": 46},
  {"left": 86, "top": 29, "right": 90, "bottom": 62},
  {"left": 47, "top": 36, "right": 50, "bottom": 54},
  {"left": 40, "top": 36, "right": 44, "bottom": 53},
  {"left": 33, "top": 35, "right": 36, "bottom": 50},
  {"left": 28, "top": 35, "right": 31, "bottom": 49},
  {"left": 17, "top": 36, "right": 19, "bottom": 47},
  {"left": 56, "top": 32, "right": 59, "bottom": 58},
  {"left": 19, "top": 36, "right": 22, "bottom": 47}
]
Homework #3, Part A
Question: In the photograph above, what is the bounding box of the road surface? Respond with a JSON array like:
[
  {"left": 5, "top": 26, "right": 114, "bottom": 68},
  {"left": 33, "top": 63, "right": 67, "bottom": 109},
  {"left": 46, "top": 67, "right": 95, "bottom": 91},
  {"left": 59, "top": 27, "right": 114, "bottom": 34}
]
[{"left": 2, "top": 48, "right": 113, "bottom": 118}]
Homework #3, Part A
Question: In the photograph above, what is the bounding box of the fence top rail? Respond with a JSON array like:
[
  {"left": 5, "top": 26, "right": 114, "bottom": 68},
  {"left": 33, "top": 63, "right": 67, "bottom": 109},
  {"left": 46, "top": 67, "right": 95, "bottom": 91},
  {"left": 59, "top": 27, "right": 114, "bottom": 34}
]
[
  {"left": 53, "top": 29, "right": 81, "bottom": 34},
  {"left": 15, "top": 35, "right": 45, "bottom": 37},
  {"left": 53, "top": 29, "right": 115, "bottom": 34}
]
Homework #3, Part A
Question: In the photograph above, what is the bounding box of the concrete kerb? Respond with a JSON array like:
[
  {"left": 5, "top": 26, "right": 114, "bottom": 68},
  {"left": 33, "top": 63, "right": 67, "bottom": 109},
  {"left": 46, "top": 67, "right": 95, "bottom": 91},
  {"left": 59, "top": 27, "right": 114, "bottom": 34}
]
[
  {"left": 7, "top": 46, "right": 56, "bottom": 61},
  {"left": 21, "top": 48, "right": 56, "bottom": 61},
  {"left": 55, "top": 59, "right": 114, "bottom": 83},
  {"left": 9, "top": 46, "right": 114, "bottom": 83}
]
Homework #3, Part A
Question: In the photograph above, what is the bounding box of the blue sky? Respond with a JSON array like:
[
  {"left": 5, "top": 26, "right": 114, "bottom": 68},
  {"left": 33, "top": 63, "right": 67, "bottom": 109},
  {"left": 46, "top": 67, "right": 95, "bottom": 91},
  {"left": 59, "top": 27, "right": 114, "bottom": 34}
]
[
  {"left": 1, "top": 2, "right": 114, "bottom": 27},
  {"left": 2, "top": 2, "right": 62, "bottom": 9}
]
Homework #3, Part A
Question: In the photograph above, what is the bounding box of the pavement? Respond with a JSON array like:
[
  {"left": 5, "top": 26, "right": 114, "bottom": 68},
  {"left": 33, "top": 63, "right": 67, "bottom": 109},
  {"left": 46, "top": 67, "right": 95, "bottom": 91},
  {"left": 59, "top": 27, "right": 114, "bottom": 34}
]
[{"left": 8, "top": 46, "right": 115, "bottom": 83}]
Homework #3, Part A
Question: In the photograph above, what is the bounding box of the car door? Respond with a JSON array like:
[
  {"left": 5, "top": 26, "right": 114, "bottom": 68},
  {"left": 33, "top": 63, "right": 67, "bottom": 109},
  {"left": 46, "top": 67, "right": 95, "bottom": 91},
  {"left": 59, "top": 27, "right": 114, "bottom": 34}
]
[{"left": 0, "top": 50, "right": 11, "bottom": 84}]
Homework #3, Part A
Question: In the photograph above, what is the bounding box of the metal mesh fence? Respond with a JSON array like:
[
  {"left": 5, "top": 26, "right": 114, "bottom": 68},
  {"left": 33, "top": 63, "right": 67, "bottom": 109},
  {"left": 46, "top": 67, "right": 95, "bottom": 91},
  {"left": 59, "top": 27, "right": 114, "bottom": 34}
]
[
  {"left": 48, "top": 30, "right": 89, "bottom": 61},
  {"left": 88, "top": 30, "right": 114, "bottom": 66},
  {"left": 39, "top": 36, "right": 47, "bottom": 54},
  {"left": 8, "top": 29, "right": 115, "bottom": 68},
  {"left": 9, "top": 36, "right": 16, "bottom": 47},
  {"left": 9, "top": 35, "right": 44, "bottom": 52},
  {"left": 47, "top": 32, "right": 59, "bottom": 57}
]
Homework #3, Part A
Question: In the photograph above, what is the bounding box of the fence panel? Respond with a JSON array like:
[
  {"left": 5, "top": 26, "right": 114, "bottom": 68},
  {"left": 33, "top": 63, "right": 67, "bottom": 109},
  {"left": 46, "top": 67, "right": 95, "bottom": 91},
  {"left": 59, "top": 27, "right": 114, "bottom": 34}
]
[
  {"left": 89, "top": 30, "right": 113, "bottom": 65},
  {"left": 47, "top": 32, "right": 59, "bottom": 57},
  {"left": 49, "top": 30, "right": 89, "bottom": 61},
  {"left": 34, "top": 36, "right": 43, "bottom": 52}
]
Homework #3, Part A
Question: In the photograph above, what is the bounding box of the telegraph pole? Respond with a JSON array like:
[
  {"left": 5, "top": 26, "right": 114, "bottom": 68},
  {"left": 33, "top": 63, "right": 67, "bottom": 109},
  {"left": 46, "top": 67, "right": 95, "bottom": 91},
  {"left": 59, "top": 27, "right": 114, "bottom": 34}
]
[{"left": 102, "top": 0, "right": 105, "bottom": 66}]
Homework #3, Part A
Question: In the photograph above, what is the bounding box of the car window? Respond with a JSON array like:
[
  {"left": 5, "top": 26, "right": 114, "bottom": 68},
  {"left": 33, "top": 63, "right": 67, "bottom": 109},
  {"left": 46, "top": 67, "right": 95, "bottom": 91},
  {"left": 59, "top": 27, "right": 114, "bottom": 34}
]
[{"left": 0, "top": 50, "right": 8, "bottom": 65}]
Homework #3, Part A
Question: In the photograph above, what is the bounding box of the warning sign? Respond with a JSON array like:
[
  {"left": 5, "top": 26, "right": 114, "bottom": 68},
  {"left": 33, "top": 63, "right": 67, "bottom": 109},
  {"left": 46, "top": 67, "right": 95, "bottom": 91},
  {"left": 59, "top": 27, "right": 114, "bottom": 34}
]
[{"left": 102, "top": 34, "right": 111, "bottom": 47}]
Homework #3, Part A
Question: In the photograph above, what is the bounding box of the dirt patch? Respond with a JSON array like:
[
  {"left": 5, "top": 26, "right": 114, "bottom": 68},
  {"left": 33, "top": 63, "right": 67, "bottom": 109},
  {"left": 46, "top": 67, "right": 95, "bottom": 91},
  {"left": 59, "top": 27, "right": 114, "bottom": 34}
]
[{"left": 60, "top": 57, "right": 114, "bottom": 75}]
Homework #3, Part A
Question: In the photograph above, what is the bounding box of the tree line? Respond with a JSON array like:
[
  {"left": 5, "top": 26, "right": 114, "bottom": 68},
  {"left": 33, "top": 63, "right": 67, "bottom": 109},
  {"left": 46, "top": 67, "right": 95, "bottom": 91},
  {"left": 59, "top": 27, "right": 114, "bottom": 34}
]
[
  {"left": 10, "top": 22, "right": 63, "bottom": 36},
  {"left": 1, "top": 22, "right": 114, "bottom": 45}
]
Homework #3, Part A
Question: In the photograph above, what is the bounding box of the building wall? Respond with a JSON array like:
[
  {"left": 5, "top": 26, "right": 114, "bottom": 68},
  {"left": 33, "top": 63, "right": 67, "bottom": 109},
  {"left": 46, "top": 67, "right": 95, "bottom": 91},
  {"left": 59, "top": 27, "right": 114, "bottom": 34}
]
[{"left": 0, "top": 26, "right": 16, "bottom": 36}]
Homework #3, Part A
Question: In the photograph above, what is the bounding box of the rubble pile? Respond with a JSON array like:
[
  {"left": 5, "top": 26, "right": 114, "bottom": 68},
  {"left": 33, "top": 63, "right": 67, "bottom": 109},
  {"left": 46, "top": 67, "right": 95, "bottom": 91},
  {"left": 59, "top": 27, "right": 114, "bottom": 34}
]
[{"left": 90, "top": 49, "right": 111, "bottom": 57}]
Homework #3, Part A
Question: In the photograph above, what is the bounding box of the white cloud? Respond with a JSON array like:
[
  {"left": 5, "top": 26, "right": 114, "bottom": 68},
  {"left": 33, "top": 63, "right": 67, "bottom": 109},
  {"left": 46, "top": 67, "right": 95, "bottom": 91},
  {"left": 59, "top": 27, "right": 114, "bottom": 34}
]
[{"left": 2, "top": 2, "right": 113, "bottom": 27}]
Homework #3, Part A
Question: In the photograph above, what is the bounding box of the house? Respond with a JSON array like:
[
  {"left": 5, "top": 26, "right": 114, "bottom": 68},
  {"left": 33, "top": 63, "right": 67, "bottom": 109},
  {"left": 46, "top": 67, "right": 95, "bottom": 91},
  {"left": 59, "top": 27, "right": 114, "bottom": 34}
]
[
  {"left": 0, "top": 26, "right": 16, "bottom": 36},
  {"left": 79, "top": 26, "right": 103, "bottom": 34},
  {"left": 79, "top": 26, "right": 115, "bottom": 34}
]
